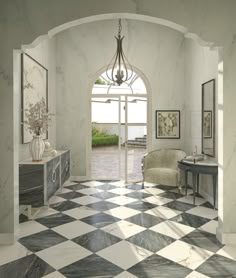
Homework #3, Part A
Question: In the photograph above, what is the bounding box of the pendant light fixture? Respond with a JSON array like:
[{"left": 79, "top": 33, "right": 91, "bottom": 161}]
[{"left": 106, "top": 19, "right": 134, "bottom": 86}]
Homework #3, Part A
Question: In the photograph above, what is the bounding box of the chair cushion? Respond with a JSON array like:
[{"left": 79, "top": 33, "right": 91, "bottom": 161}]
[{"left": 144, "top": 168, "right": 178, "bottom": 186}]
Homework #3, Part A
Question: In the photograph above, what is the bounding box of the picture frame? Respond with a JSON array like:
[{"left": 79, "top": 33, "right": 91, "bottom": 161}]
[
  {"left": 203, "top": 110, "right": 212, "bottom": 138},
  {"left": 155, "top": 110, "right": 180, "bottom": 139},
  {"left": 21, "top": 53, "right": 48, "bottom": 144}
]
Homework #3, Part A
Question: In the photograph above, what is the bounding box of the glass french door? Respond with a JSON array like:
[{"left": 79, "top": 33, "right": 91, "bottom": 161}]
[{"left": 91, "top": 95, "right": 147, "bottom": 182}]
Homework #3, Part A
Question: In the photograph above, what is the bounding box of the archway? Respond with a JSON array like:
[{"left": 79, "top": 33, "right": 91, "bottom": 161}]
[{"left": 9, "top": 12, "right": 223, "bottom": 245}]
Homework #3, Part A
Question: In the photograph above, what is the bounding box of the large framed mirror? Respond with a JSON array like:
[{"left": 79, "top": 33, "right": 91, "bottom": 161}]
[{"left": 202, "top": 79, "right": 215, "bottom": 157}]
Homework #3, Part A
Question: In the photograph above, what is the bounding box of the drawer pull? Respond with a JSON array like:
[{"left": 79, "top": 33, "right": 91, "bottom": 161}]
[
  {"left": 52, "top": 170, "right": 56, "bottom": 183},
  {"left": 65, "top": 160, "right": 69, "bottom": 172}
]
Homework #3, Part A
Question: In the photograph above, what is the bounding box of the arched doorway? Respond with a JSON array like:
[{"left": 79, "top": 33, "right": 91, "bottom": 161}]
[{"left": 90, "top": 69, "right": 149, "bottom": 183}]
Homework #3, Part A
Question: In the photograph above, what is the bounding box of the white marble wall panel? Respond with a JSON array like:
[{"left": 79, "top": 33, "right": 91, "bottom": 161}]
[{"left": 55, "top": 20, "right": 186, "bottom": 176}]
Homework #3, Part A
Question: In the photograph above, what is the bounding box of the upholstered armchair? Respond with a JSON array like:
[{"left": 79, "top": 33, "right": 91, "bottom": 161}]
[{"left": 142, "top": 149, "right": 186, "bottom": 189}]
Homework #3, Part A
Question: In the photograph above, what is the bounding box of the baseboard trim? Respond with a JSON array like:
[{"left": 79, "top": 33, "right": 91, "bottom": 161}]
[
  {"left": 0, "top": 233, "right": 15, "bottom": 245},
  {"left": 216, "top": 228, "right": 236, "bottom": 244},
  {"left": 70, "top": 176, "right": 89, "bottom": 182}
]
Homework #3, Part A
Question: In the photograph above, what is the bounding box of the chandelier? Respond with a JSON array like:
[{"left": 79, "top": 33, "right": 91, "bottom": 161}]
[{"left": 106, "top": 19, "right": 134, "bottom": 86}]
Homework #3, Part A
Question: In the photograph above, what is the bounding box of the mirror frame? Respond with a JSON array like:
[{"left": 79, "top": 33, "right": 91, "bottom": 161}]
[{"left": 201, "top": 79, "right": 215, "bottom": 157}]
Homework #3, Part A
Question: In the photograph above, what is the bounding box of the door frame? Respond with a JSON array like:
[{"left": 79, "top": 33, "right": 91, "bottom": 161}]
[{"left": 89, "top": 93, "right": 149, "bottom": 181}]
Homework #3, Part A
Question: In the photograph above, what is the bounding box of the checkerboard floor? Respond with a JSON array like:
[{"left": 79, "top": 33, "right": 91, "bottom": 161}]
[{"left": 1, "top": 180, "right": 236, "bottom": 277}]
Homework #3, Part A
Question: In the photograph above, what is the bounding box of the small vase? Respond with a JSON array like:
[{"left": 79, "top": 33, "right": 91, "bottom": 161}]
[{"left": 29, "top": 135, "right": 45, "bottom": 162}]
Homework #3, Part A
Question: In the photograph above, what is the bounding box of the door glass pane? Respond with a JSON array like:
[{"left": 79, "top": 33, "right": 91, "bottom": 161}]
[{"left": 91, "top": 97, "right": 120, "bottom": 180}]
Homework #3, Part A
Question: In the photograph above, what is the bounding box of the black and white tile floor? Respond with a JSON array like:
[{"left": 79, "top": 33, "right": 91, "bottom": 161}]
[{"left": 1, "top": 180, "right": 236, "bottom": 277}]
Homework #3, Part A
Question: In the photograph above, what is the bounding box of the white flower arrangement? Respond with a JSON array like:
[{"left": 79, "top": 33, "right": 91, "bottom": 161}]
[{"left": 23, "top": 97, "right": 53, "bottom": 136}]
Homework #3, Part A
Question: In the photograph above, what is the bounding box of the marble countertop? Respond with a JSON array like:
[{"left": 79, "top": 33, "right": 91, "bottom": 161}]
[
  {"left": 180, "top": 159, "right": 218, "bottom": 167},
  {"left": 20, "top": 150, "right": 69, "bottom": 165}
]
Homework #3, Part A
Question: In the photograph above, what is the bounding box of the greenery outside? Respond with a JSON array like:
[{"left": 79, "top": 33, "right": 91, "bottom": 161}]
[{"left": 92, "top": 125, "right": 118, "bottom": 147}]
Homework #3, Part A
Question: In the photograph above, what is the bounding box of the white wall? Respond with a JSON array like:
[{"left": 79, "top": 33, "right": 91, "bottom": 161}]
[
  {"left": 55, "top": 19, "right": 186, "bottom": 177},
  {"left": 19, "top": 38, "right": 57, "bottom": 161},
  {"left": 184, "top": 39, "right": 218, "bottom": 203}
]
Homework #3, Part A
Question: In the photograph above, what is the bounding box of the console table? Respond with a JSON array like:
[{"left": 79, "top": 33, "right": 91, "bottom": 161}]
[
  {"left": 19, "top": 150, "right": 70, "bottom": 209},
  {"left": 178, "top": 159, "right": 218, "bottom": 208}
]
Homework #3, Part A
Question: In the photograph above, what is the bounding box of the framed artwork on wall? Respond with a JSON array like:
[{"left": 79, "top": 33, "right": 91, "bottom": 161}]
[
  {"left": 203, "top": 110, "right": 212, "bottom": 138},
  {"left": 155, "top": 110, "right": 180, "bottom": 139},
  {"left": 21, "top": 53, "right": 48, "bottom": 144}
]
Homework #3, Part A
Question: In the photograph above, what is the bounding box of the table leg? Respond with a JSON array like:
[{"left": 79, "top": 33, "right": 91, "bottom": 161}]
[
  {"left": 197, "top": 174, "right": 199, "bottom": 194},
  {"left": 185, "top": 171, "right": 188, "bottom": 196},
  {"left": 213, "top": 175, "right": 217, "bottom": 209},
  {"left": 192, "top": 173, "right": 197, "bottom": 205}
]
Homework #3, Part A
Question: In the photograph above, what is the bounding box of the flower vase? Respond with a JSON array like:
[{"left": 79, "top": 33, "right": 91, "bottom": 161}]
[{"left": 29, "top": 135, "right": 45, "bottom": 162}]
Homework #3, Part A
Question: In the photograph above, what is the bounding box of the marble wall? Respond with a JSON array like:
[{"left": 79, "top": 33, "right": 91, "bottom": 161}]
[
  {"left": 1, "top": 0, "right": 236, "bottom": 244},
  {"left": 19, "top": 38, "right": 57, "bottom": 161},
  {"left": 184, "top": 39, "right": 218, "bottom": 203},
  {"left": 55, "top": 19, "right": 186, "bottom": 177}
]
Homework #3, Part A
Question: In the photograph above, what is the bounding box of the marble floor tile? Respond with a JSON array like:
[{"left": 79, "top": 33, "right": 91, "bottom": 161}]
[
  {"left": 63, "top": 181, "right": 78, "bottom": 187},
  {"left": 109, "top": 180, "right": 127, "bottom": 187},
  {"left": 164, "top": 200, "right": 196, "bottom": 212},
  {"left": 80, "top": 212, "right": 120, "bottom": 228},
  {"left": 108, "top": 196, "right": 137, "bottom": 205},
  {"left": 19, "top": 220, "right": 48, "bottom": 238},
  {"left": 114, "top": 271, "right": 138, "bottom": 278},
  {"left": 140, "top": 187, "right": 164, "bottom": 195},
  {"left": 35, "top": 212, "right": 76, "bottom": 228},
  {"left": 50, "top": 200, "right": 81, "bottom": 212},
  {"left": 71, "top": 195, "right": 101, "bottom": 205},
  {"left": 86, "top": 200, "right": 120, "bottom": 211},
  {"left": 199, "top": 220, "right": 218, "bottom": 234},
  {"left": 181, "top": 230, "right": 223, "bottom": 253},
  {"left": 0, "top": 242, "right": 31, "bottom": 266},
  {"left": 31, "top": 207, "right": 58, "bottom": 219},
  {"left": 187, "top": 206, "right": 218, "bottom": 220},
  {"left": 42, "top": 271, "right": 66, "bottom": 277},
  {"left": 96, "top": 183, "right": 117, "bottom": 191},
  {"left": 91, "top": 191, "right": 119, "bottom": 200},
  {"left": 125, "top": 212, "right": 164, "bottom": 228},
  {"left": 157, "top": 240, "right": 213, "bottom": 270},
  {"left": 104, "top": 206, "right": 140, "bottom": 219},
  {"left": 57, "top": 191, "right": 85, "bottom": 200},
  {"left": 155, "top": 184, "right": 178, "bottom": 191},
  {"left": 19, "top": 230, "right": 67, "bottom": 252},
  {"left": 97, "top": 240, "right": 152, "bottom": 269},
  {"left": 127, "top": 254, "right": 192, "bottom": 278},
  {"left": 177, "top": 195, "right": 206, "bottom": 206},
  {"left": 36, "top": 240, "right": 92, "bottom": 270},
  {"left": 170, "top": 212, "right": 210, "bottom": 228},
  {"left": 200, "top": 202, "right": 214, "bottom": 209},
  {"left": 102, "top": 220, "right": 146, "bottom": 239},
  {"left": 150, "top": 220, "right": 194, "bottom": 239},
  {"left": 196, "top": 254, "right": 236, "bottom": 277},
  {"left": 145, "top": 206, "right": 182, "bottom": 219},
  {"left": 77, "top": 187, "right": 103, "bottom": 195},
  {"left": 62, "top": 206, "right": 99, "bottom": 219},
  {"left": 65, "top": 183, "right": 88, "bottom": 191},
  {"left": 159, "top": 191, "right": 184, "bottom": 200},
  {"left": 141, "top": 181, "right": 159, "bottom": 187},
  {"left": 72, "top": 229, "right": 121, "bottom": 252},
  {"left": 127, "top": 229, "right": 175, "bottom": 252},
  {"left": 143, "top": 195, "right": 173, "bottom": 205},
  {"left": 52, "top": 220, "right": 96, "bottom": 239},
  {"left": 125, "top": 200, "right": 158, "bottom": 212},
  {"left": 48, "top": 196, "right": 66, "bottom": 205},
  {"left": 0, "top": 254, "right": 54, "bottom": 278},
  {"left": 126, "top": 183, "right": 144, "bottom": 190},
  {"left": 56, "top": 188, "right": 72, "bottom": 194},
  {"left": 59, "top": 254, "right": 122, "bottom": 277},
  {"left": 217, "top": 244, "right": 236, "bottom": 261},
  {"left": 185, "top": 271, "right": 210, "bottom": 277},
  {"left": 108, "top": 187, "right": 134, "bottom": 195},
  {"left": 81, "top": 181, "right": 104, "bottom": 187},
  {"left": 125, "top": 191, "right": 152, "bottom": 199}
]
